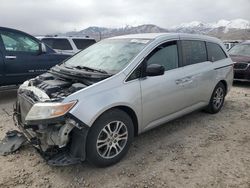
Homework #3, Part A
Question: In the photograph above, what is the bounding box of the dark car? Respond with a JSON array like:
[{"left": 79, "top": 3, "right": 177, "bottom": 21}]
[
  {"left": 229, "top": 41, "right": 250, "bottom": 81},
  {"left": 0, "top": 27, "right": 70, "bottom": 86}
]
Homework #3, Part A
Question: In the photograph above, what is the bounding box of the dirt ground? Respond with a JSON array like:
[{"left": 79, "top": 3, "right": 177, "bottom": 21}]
[{"left": 0, "top": 82, "right": 249, "bottom": 188}]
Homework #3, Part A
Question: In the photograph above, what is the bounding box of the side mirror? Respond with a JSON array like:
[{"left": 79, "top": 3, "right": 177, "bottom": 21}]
[
  {"left": 39, "top": 43, "right": 47, "bottom": 54},
  {"left": 146, "top": 64, "right": 165, "bottom": 76}
]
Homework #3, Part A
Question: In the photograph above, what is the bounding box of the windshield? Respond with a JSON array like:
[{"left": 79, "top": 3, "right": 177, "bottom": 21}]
[
  {"left": 229, "top": 44, "right": 250, "bottom": 56},
  {"left": 64, "top": 38, "right": 150, "bottom": 74}
]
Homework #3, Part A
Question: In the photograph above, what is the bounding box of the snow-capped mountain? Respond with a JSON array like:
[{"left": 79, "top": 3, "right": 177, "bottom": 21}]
[
  {"left": 59, "top": 19, "right": 250, "bottom": 40},
  {"left": 65, "top": 24, "right": 167, "bottom": 39},
  {"left": 212, "top": 19, "right": 250, "bottom": 29},
  {"left": 170, "top": 19, "right": 250, "bottom": 33},
  {"left": 172, "top": 19, "right": 250, "bottom": 30},
  {"left": 171, "top": 21, "right": 206, "bottom": 29}
]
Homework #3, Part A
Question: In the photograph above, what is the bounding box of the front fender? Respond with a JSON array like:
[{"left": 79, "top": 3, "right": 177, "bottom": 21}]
[{"left": 64, "top": 74, "right": 142, "bottom": 129}]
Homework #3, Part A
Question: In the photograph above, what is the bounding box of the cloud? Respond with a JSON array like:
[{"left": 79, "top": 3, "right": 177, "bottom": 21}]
[{"left": 0, "top": 0, "right": 249, "bottom": 34}]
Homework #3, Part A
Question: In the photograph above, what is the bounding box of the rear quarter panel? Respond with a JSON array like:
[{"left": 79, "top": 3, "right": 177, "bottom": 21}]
[
  {"left": 212, "top": 58, "right": 234, "bottom": 93},
  {"left": 196, "top": 58, "right": 233, "bottom": 104},
  {"left": 211, "top": 40, "right": 234, "bottom": 93}
]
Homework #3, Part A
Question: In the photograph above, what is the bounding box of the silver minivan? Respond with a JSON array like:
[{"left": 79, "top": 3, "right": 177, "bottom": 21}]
[{"left": 14, "top": 33, "right": 234, "bottom": 167}]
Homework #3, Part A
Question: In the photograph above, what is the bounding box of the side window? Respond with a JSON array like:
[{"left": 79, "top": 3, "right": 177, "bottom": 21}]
[
  {"left": 41, "top": 38, "right": 54, "bottom": 48},
  {"left": 146, "top": 41, "right": 178, "bottom": 71},
  {"left": 181, "top": 40, "right": 207, "bottom": 66},
  {"left": 0, "top": 31, "right": 39, "bottom": 53},
  {"left": 126, "top": 64, "right": 142, "bottom": 81},
  {"left": 72, "top": 39, "right": 96, "bottom": 50},
  {"left": 206, "top": 42, "right": 227, "bottom": 62},
  {"left": 53, "top": 39, "right": 72, "bottom": 50},
  {"left": 41, "top": 38, "right": 73, "bottom": 50}
]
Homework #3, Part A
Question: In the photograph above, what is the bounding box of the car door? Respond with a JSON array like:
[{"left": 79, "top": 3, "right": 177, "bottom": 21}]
[
  {"left": 140, "top": 40, "right": 199, "bottom": 131},
  {"left": 0, "top": 29, "right": 69, "bottom": 85},
  {"left": 179, "top": 39, "right": 214, "bottom": 104}
]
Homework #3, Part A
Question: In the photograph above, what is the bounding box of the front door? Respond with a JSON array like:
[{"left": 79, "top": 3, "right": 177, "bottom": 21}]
[{"left": 0, "top": 30, "right": 49, "bottom": 85}]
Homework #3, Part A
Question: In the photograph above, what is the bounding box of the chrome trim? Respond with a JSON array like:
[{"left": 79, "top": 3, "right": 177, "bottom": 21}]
[
  {"left": 5, "top": 55, "right": 17, "bottom": 59},
  {"left": 234, "top": 78, "right": 250, "bottom": 82}
]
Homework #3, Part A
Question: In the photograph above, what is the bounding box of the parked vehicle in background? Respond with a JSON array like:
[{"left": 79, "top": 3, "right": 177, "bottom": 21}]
[
  {"left": 38, "top": 36, "right": 96, "bottom": 55},
  {"left": 223, "top": 40, "right": 240, "bottom": 50},
  {"left": 229, "top": 41, "right": 250, "bottom": 81},
  {"left": 0, "top": 27, "right": 70, "bottom": 86},
  {"left": 14, "top": 33, "right": 233, "bottom": 167}
]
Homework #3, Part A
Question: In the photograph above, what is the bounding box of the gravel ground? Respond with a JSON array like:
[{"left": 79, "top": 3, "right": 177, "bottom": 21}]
[{"left": 0, "top": 82, "right": 249, "bottom": 188}]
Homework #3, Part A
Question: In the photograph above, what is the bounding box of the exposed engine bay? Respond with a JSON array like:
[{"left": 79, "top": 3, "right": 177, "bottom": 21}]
[
  {"left": 20, "top": 64, "right": 111, "bottom": 100},
  {"left": 31, "top": 72, "right": 87, "bottom": 99},
  {"left": 3, "top": 65, "right": 111, "bottom": 166}
]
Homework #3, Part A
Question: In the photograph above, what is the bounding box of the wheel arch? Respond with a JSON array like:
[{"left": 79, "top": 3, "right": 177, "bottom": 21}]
[
  {"left": 115, "top": 106, "right": 139, "bottom": 136},
  {"left": 219, "top": 80, "right": 228, "bottom": 94},
  {"left": 91, "top": 105, "right": 139, "bottom": 137}
]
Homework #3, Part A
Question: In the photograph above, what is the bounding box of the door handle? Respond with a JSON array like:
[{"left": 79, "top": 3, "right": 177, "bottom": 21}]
[
  {"left": 5, "top": 56, "right": 16, "bottom": 60},
  {"left": 182, "top": 78, "right": 193, "bottom": 84},
  {"left": 184, "top": 76, "right": 193, "bottom": 82},
  {"left": 175, "top": 77, "right": 193, "bottom": 85},
  {"left": 175, "top": 79, "right": 183, "bottom": 85}
]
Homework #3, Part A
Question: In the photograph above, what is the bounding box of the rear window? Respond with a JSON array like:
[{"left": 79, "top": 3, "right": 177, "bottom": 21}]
[
  {"left": 72, "top": 39, "right": 96, "bottom": 50},
  {"left": 206, "top": 42, "right": 227, "bottom": 62},
  {"left": 181, "top": 40, "right": 207, "bottom": 66},
  {"left": 41, "top": 38, "right": 73, "bottom": 50}
]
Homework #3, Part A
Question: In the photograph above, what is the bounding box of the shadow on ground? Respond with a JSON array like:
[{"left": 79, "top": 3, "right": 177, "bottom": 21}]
[
  {"left": 233, "top": 81, "right": 250, "bottom": 88},
  {"left": 0, "top": 88, "right": 17, "bottom": 104}
]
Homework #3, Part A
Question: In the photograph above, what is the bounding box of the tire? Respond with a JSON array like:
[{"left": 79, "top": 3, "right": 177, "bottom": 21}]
[
  {"left": 205, "top": 82, "right": 226, "bottom": 114},
  {"left": 86, "top": 109, "right": 134, "bottom": 167}
]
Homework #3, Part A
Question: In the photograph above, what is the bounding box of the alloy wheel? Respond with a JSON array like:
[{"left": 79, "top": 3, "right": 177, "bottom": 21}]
[
  {"left": 96, "top": 121, "right": 128, "bottom": 159},
  {"left": 213, "top": 87, "right": 224, "bottom": 109}
]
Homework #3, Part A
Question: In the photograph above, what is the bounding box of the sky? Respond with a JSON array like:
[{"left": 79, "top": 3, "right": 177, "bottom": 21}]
[{"left": 0, "top": 0, "right": 249, "bottom": 35}]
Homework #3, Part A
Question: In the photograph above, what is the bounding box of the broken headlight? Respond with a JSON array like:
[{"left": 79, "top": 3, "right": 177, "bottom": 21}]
[{"left": 25, "top": 101, "right": 77, "bottom": 121}]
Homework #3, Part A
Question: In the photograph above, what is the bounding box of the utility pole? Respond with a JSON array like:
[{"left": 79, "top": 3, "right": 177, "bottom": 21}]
[{"left": 97, "top": 30, "right": 102, "bottom": 41}]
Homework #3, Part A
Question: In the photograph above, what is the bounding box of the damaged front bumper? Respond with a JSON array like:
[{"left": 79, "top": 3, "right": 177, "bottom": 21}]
[
  {"left": 0, "top": 130, "right": 27, "bottom": 156},
  {"left": 13, "top": 92, "right": 89, "bottom": 166}
]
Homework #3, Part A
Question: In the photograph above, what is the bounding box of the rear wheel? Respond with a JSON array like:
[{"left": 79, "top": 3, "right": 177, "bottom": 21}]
[
  {"left": 86, "top": 109, "right": 134, "bottom": 167},
  {"left": 205, "top": 82, "right": 226, "bottom": 114}
]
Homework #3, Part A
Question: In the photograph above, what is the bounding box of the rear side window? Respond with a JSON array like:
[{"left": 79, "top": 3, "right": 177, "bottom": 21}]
[
  {"left": 206, "top": 42, "right": 227, "bottom": 62},
  {"left": 181, "top": 40, "right": 207, "bottom": 66},
  {"left": 72, "top": 39, "right": 96, "bottom": 50},
  {"left": 146, "top": 41, "right": 179, "bottom": 71},
  {"left": 41, "top": 38, "right": 72, "bottom": 50}
]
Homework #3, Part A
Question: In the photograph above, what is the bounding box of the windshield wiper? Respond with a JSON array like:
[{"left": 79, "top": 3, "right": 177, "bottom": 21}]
[{"left": 73, "top": 65, "right": 108, "bottom": 74}]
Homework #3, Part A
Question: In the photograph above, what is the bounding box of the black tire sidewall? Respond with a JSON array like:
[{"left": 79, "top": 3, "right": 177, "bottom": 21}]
[
  {"left": 86, "top": 109, "right": 134, "bottom": 167},
  {"left": 208, "top": 82, "right": 226, "bottom": 113}
]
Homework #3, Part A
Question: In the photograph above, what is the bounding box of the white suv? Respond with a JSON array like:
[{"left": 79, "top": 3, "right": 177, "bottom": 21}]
[{"left": 37, "top": 36, "right": 96, "bottom": 55}]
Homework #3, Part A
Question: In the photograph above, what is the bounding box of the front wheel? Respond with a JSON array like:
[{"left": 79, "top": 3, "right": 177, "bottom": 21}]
[
  {"left": 205, "top": 82, "right": 226, "bottom": 114},
  {"left": 86, "top": 109, "right": 134, "bottom": 167}
]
